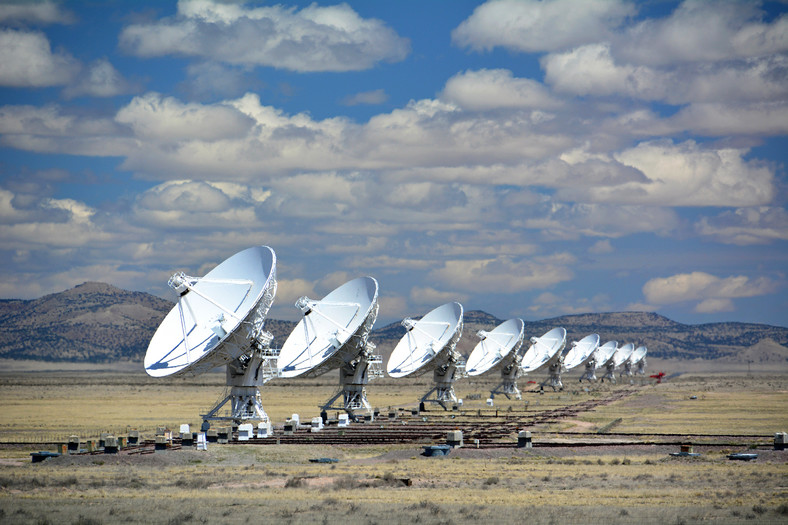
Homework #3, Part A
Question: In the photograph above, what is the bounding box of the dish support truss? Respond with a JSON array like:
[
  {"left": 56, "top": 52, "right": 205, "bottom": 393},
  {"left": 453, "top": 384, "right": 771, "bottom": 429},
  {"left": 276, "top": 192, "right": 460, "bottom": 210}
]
[
  {"left": 601, "top": 361, "right": 618, "bottom": 384},
  {"left": 315, "top": 302, "right": 382, "bottom": 420},
  {"left": 490, "top": 356, "right": 524, "bottom": 399},
  {"left": 579, "top": 357, "right": 599, "bottom": 382},
  {"left": 197, "top": 274, "right": 279, "bottom": 429},
  {"left": 636, "top": 357, "right": 647, "bottom": 375},
  {"left": 540, "top": 355, "right": 566, "bottom": 391},
  {"left": 412, "top": 318, "right": 465, "bottom": 411}
]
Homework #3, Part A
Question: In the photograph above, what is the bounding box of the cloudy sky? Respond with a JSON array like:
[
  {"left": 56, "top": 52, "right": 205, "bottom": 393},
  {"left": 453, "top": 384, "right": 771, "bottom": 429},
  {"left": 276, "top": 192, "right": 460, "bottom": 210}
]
[{"left": 1, "top": 0, "right": 786, "bottom": 328}]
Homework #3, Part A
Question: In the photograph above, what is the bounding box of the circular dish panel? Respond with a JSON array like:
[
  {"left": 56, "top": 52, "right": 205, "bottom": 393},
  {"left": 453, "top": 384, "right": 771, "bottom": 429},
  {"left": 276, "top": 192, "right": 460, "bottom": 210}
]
[
  {"left": 594, "top": 341, "right": 618, "bottom": 369},
  {"left": 466, "top": 318, "right": 525, "bottom": 376},
  {"left": 562, "top": 333, "right": 600, "bottom": 370},
  {"left": 278, "top": 276, "right": 378, "bottom": 378},
  {"left": 520, "top": 327, "right": 567, "bottom": 373},
  {"left": 387, "top": 302, "right": 463, "bottom": 378},
  {"left": 144, "top": 245, "right": 277, "bottom": 378},
  {"left": 613, "top": 342, "right": 635, "bottom": 367},
  {"left": 630, "top": 345, "right": 647, "bottom": 365}
]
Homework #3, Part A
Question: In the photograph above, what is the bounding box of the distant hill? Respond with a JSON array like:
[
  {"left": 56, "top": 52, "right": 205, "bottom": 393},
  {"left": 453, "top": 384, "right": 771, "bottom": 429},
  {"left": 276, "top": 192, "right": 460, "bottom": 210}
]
[{"left": 0, "top": 282, "right": 786, "bottom": 365}]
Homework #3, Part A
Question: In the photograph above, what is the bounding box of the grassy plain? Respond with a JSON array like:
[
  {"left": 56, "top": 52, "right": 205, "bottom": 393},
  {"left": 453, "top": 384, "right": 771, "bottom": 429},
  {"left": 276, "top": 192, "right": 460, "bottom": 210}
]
[{"left": 1, "top": 368, "right": 787, "bottom": 524}]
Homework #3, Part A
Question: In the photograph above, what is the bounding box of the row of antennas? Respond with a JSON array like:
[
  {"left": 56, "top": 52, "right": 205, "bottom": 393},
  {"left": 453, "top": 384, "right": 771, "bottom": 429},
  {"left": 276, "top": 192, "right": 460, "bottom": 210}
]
[{"left": 144, "top": 246, "right": 647, "bottom": 427}]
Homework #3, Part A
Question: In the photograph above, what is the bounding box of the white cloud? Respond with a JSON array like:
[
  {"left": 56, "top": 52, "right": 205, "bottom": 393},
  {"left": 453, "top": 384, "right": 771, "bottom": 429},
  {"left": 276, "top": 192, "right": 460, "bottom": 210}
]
[
  {"left": 119, "top": 0, "right": 410, "bottom": 72},
  {"left": 0, "top": 29, "right": 79, "bottom": 87},
  {"left": 616, "top": 1, "right": 788, "bottom": 66},
  {"left": 441, "top": 69, "right": 560, "bottom": 111},
  {"left": 409, "top": 286, "right": 468, "bottom": 307},
  {"left": 0, "top": 1, "right": 75, "bottom": 24},
  {"left": 582, "top": 140, "right": 774, "bottom": 207},
  {"left": 642, "top": 271, "right": 775, "bottom": 309},
  {"left": 695, "top": 207, "right": 788, "bottom": 245},
  {"left": 589, "top": 240, "right": 613, "bottom": 254},
  {"left": 115, "top": 93, "right": 254, "bottom": 142},
  {"left": 452, "top": 0, "right": 634, "bottom": 52},
  {"left": 542, "top": 44, "right": 788, "bottom": 104},
  {"left": 429, "top": 254, "right": 574, "bottom": 294},
  {"left": 62, "top": 58, "right": 136, "bottom": 99},
  {"left": 341, "top": 89, "right": 388, "bottom": 106},
  {"left": 520, "top": 202, "right": 679, "bottom": 239}
]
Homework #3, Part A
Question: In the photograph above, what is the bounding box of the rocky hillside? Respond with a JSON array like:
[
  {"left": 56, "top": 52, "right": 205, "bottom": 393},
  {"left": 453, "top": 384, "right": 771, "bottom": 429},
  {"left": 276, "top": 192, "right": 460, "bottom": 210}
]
[{"left": 0, "top": 283, "right": 786, "bottom": 364}]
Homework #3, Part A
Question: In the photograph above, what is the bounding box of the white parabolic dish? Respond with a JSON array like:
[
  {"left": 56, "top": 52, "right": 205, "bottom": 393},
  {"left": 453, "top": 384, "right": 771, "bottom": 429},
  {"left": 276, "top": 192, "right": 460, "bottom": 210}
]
[
  {"left": 466, "top": 318, "right": 524, "bottom": 376},
  {"left": 144, "top": 246, "right": 277, "bottom": 378},
  {"left": 520, "top": 327, "right": 567, "bottom": 373},
  {"left": 630, "top": 345, "right": 647, "bottom": 365},
  {"left": 594, "top": 341, "right": 618, "bottom": 369},
  {"left": 387, "top": 302, "right": 463, "bottom": 379},
  {"left": 278, "top": 276, "right": 378, "bottom": 379},
  {"left": 613, "top": 342, "right": 635, "bottom": 367},
  {"left": 562, "top": 334, "right": 600, "bottom": 370}
]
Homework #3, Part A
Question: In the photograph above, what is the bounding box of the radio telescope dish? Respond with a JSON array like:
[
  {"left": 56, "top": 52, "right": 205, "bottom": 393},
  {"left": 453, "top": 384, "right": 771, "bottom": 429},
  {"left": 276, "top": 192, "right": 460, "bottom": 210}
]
[
  {"left": 387, "top": 302, "right": 464, "bottom": 410},
  {"left": 277, "top": 277, "right": 382, "bottom": 418},
  {"left": 601, "top": 342, "right": 633, "bottom": 383},
  {"left": 580, "top": 340, "right": 617, "bottom": 383},
  {"left": 563, "top": 334, "right": 600, "bottom": 370},
  {"left": 144, "top": 246, "right": 279, "bottom": 429},
  {"left": 622, "top": 344, "right": 647, "bottom": 378},
  {"left": 466, "top": 318, "right": 525, "bottom": 400},
  {"left": 521, "top": 327, "right": 567, "bottom": 391},
  {"left": 630, "top": 345, "right": 648, "bottom": 375}
]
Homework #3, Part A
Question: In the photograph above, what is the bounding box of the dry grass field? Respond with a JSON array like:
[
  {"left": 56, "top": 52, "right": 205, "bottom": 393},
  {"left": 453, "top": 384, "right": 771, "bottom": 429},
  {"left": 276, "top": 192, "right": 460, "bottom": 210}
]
[{"left": 1, "top": 367, "right": 787, "bottom": 524}]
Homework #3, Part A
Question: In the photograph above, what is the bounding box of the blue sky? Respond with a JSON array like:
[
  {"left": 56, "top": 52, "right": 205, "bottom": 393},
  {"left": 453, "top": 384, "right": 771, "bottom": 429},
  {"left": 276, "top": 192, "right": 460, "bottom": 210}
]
[{"left": 1, "top": 0, "right": 786, "bottom": 328}]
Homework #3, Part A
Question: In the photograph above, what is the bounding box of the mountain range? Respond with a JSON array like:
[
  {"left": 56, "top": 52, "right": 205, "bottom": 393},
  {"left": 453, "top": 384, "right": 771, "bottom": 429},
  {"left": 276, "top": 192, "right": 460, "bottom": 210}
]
[{"left": 1, "top": 282, "right": 786, "bottom": 365}]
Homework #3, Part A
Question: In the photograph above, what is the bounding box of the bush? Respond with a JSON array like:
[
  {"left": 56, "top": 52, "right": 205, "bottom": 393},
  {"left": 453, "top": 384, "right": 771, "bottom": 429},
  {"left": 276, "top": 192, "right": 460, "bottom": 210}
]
[{"left": 483, "top": 476, "right": 499, "bottom": 485}]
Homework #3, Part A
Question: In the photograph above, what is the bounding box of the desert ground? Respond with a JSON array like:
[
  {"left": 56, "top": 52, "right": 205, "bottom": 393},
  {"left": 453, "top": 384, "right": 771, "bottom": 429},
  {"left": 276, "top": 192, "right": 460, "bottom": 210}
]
[{"left": 0, "top": 359, "right": 786, "bottom": 524}]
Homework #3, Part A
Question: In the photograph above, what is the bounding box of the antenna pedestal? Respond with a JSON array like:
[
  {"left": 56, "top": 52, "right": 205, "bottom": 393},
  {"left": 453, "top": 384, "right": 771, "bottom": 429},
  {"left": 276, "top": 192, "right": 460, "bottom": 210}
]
[
  {"left": 601, "top": 362, "right": 617, "bottom": 384},
  {"left": 320, "top": 351, "right": 383, "bottom": 419},
  {"left": 420, "top": 357, "right": 463, "bottom": 410},
  {"left": 637, "top": 357, "right": 647, "bottom": 375},
  {"left": 201, "top": 347, "right": 278, "bottom": 428},
  {"left": 540, "top": 358, "right": 564, "bottom": 391},
  {"left": 579, "top": 359, "right": 598, "bottom": 382},
  {"left": 490, "top": 360, "right": 522, "bottom": 399}
]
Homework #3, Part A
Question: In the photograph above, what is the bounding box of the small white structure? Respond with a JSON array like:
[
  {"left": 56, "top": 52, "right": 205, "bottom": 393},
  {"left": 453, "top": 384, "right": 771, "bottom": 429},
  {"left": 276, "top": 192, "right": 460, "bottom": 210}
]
[
  {"left": 338, "top": 413, "right": 350, "bottom": 427},
  {"left": 310, "top": 417, "right": 324, "bottom": 432},
  {"left": 486, "top": 398, "right": 494, "bottom": 407},
  {"left": 196, "top": 432, "right": 207, "bottom": 451},
  {"left": 290, "top": 413, "right": 300, "bottom": 426},
  {"left": 257, "top": 421, "right": 272, "bottom": 438},
  {"left": 179, "top": 424, "right": 190, "bottom": 434},
  {"left": 237, "top": 423, "right": 254, "bottom": 441}
]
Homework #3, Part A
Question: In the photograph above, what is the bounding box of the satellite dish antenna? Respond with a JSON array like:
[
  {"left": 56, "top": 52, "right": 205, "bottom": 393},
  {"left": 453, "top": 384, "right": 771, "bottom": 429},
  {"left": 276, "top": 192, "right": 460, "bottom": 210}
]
[
  {"left": 387, "top": 302, "right": 464, "bottom": 410},
  {"left": 466, "top": 318, "right": 525, "bottom": 400},
  {"left": 277, "top": 276, "right": 381, "bottom": 419},
  {"left": 626, "top": 345, "right": 648, "bottom": 377},
  {"left": 563, "top": 334, "right": 600, "bottom": 370},
  {"left": 579, "top": 340, "right": 617, "bottom": 383},
  {"left": 631, "top": 345, "right": 648, "bottom": 375},
  {"left": 520, "top": 327, "right": 567, "bottom": 391},
  {"left": 144, "top": 246, "right": 279, "bottom": 430},
  {"left": 602, "top": 342, "right": 634, "bottom": 383}
]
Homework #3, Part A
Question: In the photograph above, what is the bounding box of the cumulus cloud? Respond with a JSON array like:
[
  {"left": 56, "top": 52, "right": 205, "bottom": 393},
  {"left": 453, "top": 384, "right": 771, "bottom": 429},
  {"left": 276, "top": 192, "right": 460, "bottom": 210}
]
[
  {"left": 409, "top": 286, "right": 468, "bottom": 307},
  {"left": 542, "top": 43, "right": 788, "bottom": 104},
  {"left": 429, "top": 254, "right": 574, "bottom": 294},
  {"left": 0, "top": 29, "right": 79, "bottom": 87},
  {"left": 583, "top": 140, "right": 774, "bottom": 207},
  {"left": 0, "top": 29, "right": 135, "bottom": 98},
  {"left": 616, "top": 1, "right": 788, "bottom": 66},
  {"left": 642, "top": 271, "right": 775, "bottom": 312},
  {"left": 452, "top": 0, "right": 633, "bottom": 52},
  {"left": 0, "top": 1, "right": 75, "bottom": 25},
  {"left": 695, "top": 207, "right": 788, "bottom": 245},
  {"left": 341, "top": 89, "right": 388, "bottom": 106},
  {"left": 119, "top": 0, "right": 410, "bottom": 72},
  {"left": 441, "top": 69, "right": 561, "bottom": 111}
]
